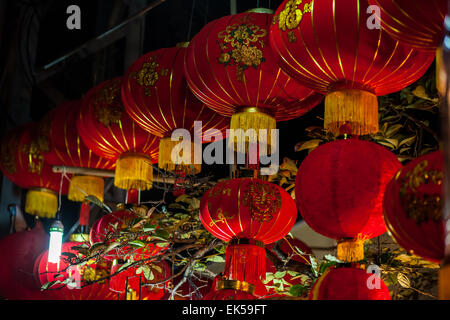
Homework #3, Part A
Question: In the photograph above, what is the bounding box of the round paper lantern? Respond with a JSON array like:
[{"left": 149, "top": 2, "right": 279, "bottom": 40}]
[
  {"left": 185, "top": 9, "right": 323, "bottom": 151},
  {"left": 203, "top": 280, "right": 256, "bottom": 300},
  {"left": 295, "top": 139, "right": 402, "bottom": 262},
  {"left": 89, "top": 210, "right": 169, "bottom": 261},
  {"left": 39, "top": 100, "right": 114, "bottom": 203},
  {"left": 270, "top": 0, "right": 435, "bottom": 136},
  {"left": 34, "top": 241, "right": 115, "bottom": 300},
  {"left": 0, "top": 124, "right": 70, "bottom": 218},
  {"left": 0, "top": 222, "right": 50, "bottom": 300},
  {"left": 109, "top": 259, "right": 170, "bottom": 300},
  {"left": 123, "top": 44, "right": 229, "bottom": 174},
  {"left": 77, "top": 78, "right": 160, "bottom": 191},
  {"left": 383, "top": 150, "right": 444, "bottom": 263},
  {"left": 200, "top": 178, "right": 297, "bottom": 287},
  {"left": 368, "top": 0, "right": 446, "bottom": 52},
  {"left": 309, "top": 266, "right": 391, "bottom": 300}
]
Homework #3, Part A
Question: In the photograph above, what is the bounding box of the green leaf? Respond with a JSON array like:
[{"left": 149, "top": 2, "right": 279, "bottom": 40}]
[
  {"left": 117, "top": 261, "right": 134, "bottom": 273},
  {"left": 289, "top": 284, "right": 308, "bottom": 297},
  {"left": 40, "top": 280, "right": 61, "bottom": 291},
  {"left": 274, "top": 271, "right": 287, "bottom": 279},
  {"left": 104, "top": 242, "right": 121, "bottom": 254},
  {"left": 154, "top": 229, "right": 170, "bottom": 241},
  {"left": 323, "top": 254, "right": 343, "bottom": 263},
  {"left": 84, "top": 195, "right": 112, "bottom": 213},
  {"left": 156, "top": 242, "right": 170, "bottom": 248},
  {"left": 128, "top": 240, "right": 146, "bottom": 248},
  {"left": 206, "top": 255, "right": 225, "bottom": 263},
  {"left": 385, "top": 124, "right": 403, "bottom": 137},
  {"left": 398, "top": 136, "right": 416, "bottom": 148},
  {"left": 309, "top": 255, "right": 318, "bottom": 277},
  {"left": 295, "top": 139, "right": 322, "bottom": 152}
]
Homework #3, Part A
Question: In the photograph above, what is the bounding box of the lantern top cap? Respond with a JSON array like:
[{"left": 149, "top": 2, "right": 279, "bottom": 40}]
[{"left": 246, "top": 8, "right": 274, "bottom": 14}]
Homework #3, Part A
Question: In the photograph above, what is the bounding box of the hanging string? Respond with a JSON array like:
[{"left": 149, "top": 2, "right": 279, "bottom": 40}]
[
  {"left": 56, "top": 167, "right": 67, "bottom": 220},
  {"left": 187, "top": 0, "right": 196, "bottom": 41},
  {"left": 257, "top": 0, "right": 260, "bottom": 8}
]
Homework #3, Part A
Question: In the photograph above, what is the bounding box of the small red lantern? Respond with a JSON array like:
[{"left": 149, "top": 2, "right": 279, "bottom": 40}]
[
  {"left": 184, "top": 9, "right": 323, "bottom": 152},
  {"left": 309, "top": 267, "right": 391, "bottom": 300},
  {"left": 34, "top": 241, "right": 115, "bottom": 300},
  {"left": 77, "top": 78, "right": 160, "bottom": 191},
  {"left": 383, "top": 150, "right": 445, "bottom": 263},
  {"left": 122, "top": 45, "right": 229, "bottom": 174},
  {"left": 295, "top": 139, "right": 402, "bottom": 262},
  {"left": 202, "top": 280, "right": 256, "bottom": 300},
  {"left": 200, "top": 178, "right": 297, "bottom": 287},
  {"left": 109, "top": 259, "right": 170, "bottom": 300},
  {"left": 0, "top": 222, "right": 50, "bottom": 300},
  {"left": 270, "top": 0, "right": 435, "bottom": 136},
  {"left": 0, "top": 124, "right": 70, "bottom": 218},
  {"left": 89, "top": 210, "right": 169, "bottom": 261}
]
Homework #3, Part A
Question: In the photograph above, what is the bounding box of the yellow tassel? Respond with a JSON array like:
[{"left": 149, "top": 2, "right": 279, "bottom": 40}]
[
  {"left": 70, "top": 233, "right": 90, "bottom": 243},
  {"left": 439, "top": 263, "right": 450, "bottom": 300},
  {"left": 437, "top": 46, "right": 445, "bottom": 97},
  {"left": 158, "top": 137, "right": 201, "bottom": 174},
  {"left": 114, "top": 153, "right": 153, "bottom": 190},
  {"left": 325, "top": 89, "right": 378, "bottom": 136},
  {"left": 336, "top": 238, "right": 365, "bottom": 262},
  {"left": 229, "top": 108, "right": 276, "bottom": 153},
  {"left": 68, "top": 175, "right": 104, "bottom": 202},
  {"left": 25, "top": 188, "right": 58, "bottom": 219}
]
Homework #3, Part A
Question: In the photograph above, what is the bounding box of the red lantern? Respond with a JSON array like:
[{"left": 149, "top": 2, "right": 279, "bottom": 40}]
[
  {"left": 122, "top": 45, "right": 229, "bottom": 174},
  {"left": 200, "top": 178, "right": 297, "bottom": 287},
  {"left": 89, "top": 210, "right": 169, "bottom": 261},
  {"left": 34, "top": 241, "right": 115, "bottom": 300},
  {"left": 295, "top": 139, "right": 402, "bottom": 262},
  {"left": 40, "top": 100, "right": 114, "bottom": 204},
  {"left": 109, "top": 259, "right": 170, "bottom": 300},
  {"left": 270, "top": 0, "right": 435, "bottom": 136},
  {"left": 202, "top": 280, "right": 257, "bottom": 300},
  {"left": 0, "top": 222, "right": 50, "bottom": 300},
  {"left": 309, "top": 267, "right": 391, "bottom": 300},
  {"left": 77, "top": 78, "right": 160, "bottom": 191},
  {"left": 0, "top": 124, "right": 70, "bottom": 218},
  {"left": 184, "top": 9, "right": 323, "bottom": 152},
  {"left": 383, "top": 150, "right": 445, "bottom": 263},
  {"left": 368, "top": 0, "right": 446, "bottom": 52}
]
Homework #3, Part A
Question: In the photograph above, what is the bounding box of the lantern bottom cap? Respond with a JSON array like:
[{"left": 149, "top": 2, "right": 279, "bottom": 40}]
[{"left": 336, "top": 238, "right": 365, "bottom": 262}]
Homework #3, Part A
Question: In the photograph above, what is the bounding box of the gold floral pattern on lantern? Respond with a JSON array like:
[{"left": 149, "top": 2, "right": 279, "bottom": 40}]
[
  {"left": 278, "top": 0, "right": 312, "bottom": 32},
  {"left": 131, "top": 56, "right": 169, "bottom": 96},
  {"left": 241, "top": 181, "right": 281, "bottom": 223},
  {"left": 0, "top": 135, "right": 19, "bottom": 174},
  {"left": 217, "top": 23, "right": 267, "bottom": 82},
  {"left": 23, "top": 139, "right": 44, "bottom": 174},
  {"left": 93, "top": 79, "right": 123, "bottom": 127},
  {"left": 399, "top": 159, "right": 443, "bottom": 224},
  {"left": 209, "top": 208, "right": 236, "bottom": 227}
]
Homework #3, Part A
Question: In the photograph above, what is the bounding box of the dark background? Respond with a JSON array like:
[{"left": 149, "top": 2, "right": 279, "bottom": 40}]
[{"left": 0, "top": 0, "right": 325, "bottom": 237}]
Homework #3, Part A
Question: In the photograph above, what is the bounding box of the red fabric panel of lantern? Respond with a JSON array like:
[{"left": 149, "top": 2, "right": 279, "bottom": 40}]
[
  {"left": 40, "top": 100, "right": 115, "bottom": 170},
  {"left": 33, "top": 241, "right": 115, "bottom": 300},
  {"left": 269, "top": 0, "right": 435, "bottom": 94},
  {"left": 0, "top": 222, "right": 50, "bottom": 300},
  {"left": 170, "top": 273, "right": 214, "bottom": 300},
  {"left": 199, "top": 178, "right": 297, "bottom": 244},
  {"left": 369, "top": 0, "right": 446, "bottom": 51},
  {"left": 122, "top": 46, "right": 229, "bottom": 139},
  {"left": 77, "top": 78, "right": 160, "bottom": 162},
  {"left": 309, "top": 267, "right": 391, "bottom": 300},
  {"left": 89, "top": 210, "right": 169, "bottom": 261},
  {"left": 109, "top": 259, "right": 170, "bottom": 300},
  {"left": 383, "top": 150, "right": 445, "bottom": 263},
  {"left": 0, "top": 123, "right": 69, "bottom": 193},
  {"left": 184, "top": 10, "right": 323, "bottom": 120},
  {"left": 295, "top": 139, "right": 402, "bottom": 240}
]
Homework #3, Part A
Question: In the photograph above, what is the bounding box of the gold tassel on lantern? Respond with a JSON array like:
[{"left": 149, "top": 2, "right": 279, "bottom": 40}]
[
  {"left": 229, "top": 107, "right": 276, "bottom": 153},
  {"left": 336, "top": 238, "right": 365, "bottom": 263},
  {"left": 68, "top": 175, "right": 105, "bottom": 202},
  {"left": 437, "top": 46, "right": 446, "bottom": 97},
  {"left": 114, "top": 153, "right": 153, "bottom": 190},
  {"left": 439, "top": 263, "right": 450, "bottom": 300},
  {"left": 325, "top": 89, "right": 379, "bottom": 136},
  {"left": 158, "top": 137, "right": 201, "bottom": 174},
  {"left": 25, "top": 188, "right": 58, "bottom": 219}
]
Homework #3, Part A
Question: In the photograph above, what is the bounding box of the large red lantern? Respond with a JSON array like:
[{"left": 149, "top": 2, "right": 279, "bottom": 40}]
[
  {"left": 383, "top": 150, "right": 445, "bottom": 263},
  {"left": 200, "top": 178, "right": 297, "bottom": 287},
  {"left": 0, "top": 222, "right": 50, "bottom": 300},
  {"left": 89, "top": 210, "right": 169, "bottom": 261},
  {"left": 122, "top": 45, "right": 229, "bottom": 174},
  {"left": 40, "top": 100, "right": 114, "bottom": 204},
  {"left": 270, "top": 0, "right": 435, "bottom": 136},
  {"left": 309, "top": 266, "right": 391, "bottom": 300},
  {"left": 184, "top": 9, "right": 323, "bottom": 152},
  {"left": 77, "top": 78, "right": 160, "bottom": 191},
  {"left": 109, "top": 259, "right": 170, "bottom": 300},
  {"left": 34, "top": 241, "right": 115, "bottom": 300},
  {"left": 295, "top": 139, "right": 402, "bottom": 262},
  {"left": 0, "top": 124, "right": 70, "bottom": 218}
]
